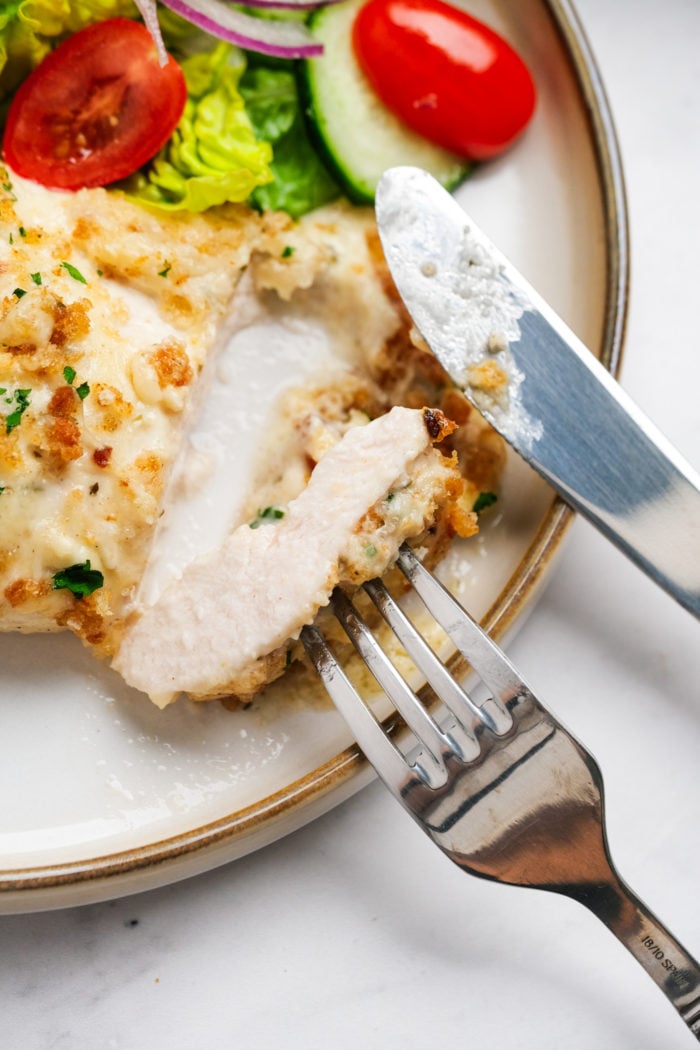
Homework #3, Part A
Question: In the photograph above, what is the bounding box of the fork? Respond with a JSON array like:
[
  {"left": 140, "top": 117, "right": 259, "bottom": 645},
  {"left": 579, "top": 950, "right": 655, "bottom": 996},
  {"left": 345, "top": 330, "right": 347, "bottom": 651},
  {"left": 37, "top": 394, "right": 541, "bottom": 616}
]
[{"left": 301, "top": 544, "right": 700, "bottom": 1039}]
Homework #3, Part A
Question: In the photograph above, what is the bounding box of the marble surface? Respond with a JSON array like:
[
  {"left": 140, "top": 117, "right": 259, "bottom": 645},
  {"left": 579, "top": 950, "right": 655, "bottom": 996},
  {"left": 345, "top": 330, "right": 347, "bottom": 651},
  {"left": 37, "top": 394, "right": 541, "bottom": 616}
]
[{"left": 3, "top": 1, "right": 700, "bottom": 1046}]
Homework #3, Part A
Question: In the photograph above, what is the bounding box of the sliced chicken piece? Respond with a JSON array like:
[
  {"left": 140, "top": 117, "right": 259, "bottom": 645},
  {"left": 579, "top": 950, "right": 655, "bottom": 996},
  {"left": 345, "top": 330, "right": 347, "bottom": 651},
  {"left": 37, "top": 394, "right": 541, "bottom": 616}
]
[{"left": 114, "top": 406, "right": 467, "bottom": 705}]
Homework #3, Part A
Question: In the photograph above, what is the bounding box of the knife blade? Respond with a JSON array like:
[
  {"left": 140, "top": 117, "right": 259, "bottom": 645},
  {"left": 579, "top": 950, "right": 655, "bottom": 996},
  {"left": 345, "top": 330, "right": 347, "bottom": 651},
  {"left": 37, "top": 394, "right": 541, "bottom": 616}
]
[{"left": 376, "top": 166, "right": 700, "bottom": 619}]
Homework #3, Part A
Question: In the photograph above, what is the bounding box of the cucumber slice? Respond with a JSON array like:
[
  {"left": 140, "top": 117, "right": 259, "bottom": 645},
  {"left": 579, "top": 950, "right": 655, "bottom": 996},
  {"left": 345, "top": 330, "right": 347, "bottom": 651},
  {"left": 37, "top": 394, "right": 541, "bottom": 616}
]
[{"left": 301, "top": 0, "right": 470, "bottom": 204}]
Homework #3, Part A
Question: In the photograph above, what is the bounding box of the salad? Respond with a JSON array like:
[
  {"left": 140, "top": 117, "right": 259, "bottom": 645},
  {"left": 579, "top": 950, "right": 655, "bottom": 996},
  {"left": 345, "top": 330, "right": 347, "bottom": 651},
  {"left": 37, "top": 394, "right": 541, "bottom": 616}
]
[{"left": 0, "top": 0, "right": 536, "bottom": 218}]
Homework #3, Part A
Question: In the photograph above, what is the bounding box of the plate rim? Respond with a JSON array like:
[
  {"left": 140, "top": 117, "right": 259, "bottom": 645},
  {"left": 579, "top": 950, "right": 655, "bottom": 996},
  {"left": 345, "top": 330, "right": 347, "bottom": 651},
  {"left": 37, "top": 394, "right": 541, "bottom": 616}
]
[{"left": 0, "top": 0, "right": 630, "bottom": 906}]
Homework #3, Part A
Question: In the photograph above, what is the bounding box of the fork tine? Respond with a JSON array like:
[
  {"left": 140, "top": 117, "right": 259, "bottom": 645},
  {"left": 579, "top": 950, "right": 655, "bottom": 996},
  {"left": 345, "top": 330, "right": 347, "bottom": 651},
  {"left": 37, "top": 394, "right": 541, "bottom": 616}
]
[
  {"left": 300, "top": 624, "right": 416, "bottom": 792},
  {"left": 363, "top": 577, "right": 483, "bottom": 755},
  {"left": 397, "top": 545, "right": 521, "bottom": 732},
  {"left": 329, "top": 589, "right": 450, "bottom": 785}
]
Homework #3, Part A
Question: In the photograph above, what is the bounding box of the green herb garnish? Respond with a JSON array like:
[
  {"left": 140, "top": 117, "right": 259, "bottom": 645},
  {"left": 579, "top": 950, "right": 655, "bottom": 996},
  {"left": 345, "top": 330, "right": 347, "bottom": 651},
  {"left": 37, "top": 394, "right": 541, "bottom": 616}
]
[
  {"left": 281, "top": 245, "right": 295, "bottom": 258},
  {"left": 249, "top": 506, "right": 285, "bottom": 529},
  {"left": 61, "top": 261, "right": 87, "bottom": 284},
  {"left": 30, "top": 272, "right": 42, "bottom": 286},
  {"left": 5, "top": 389, "right": 31, "bottom": 434},
  {"left": 52, "top": 560, "right": 104, "bottom": 599},
  {"left": 473, "top": 491, "right": 498, "bottom": 514},
  {"left": 62, "top": 366, "right": 89, "bottom": 400},
  {"left": 12, "top": 287, "right": 26, "bottom": 298},
  {"left": 158, "top": 262, "right": 172, "bottom": 278}
]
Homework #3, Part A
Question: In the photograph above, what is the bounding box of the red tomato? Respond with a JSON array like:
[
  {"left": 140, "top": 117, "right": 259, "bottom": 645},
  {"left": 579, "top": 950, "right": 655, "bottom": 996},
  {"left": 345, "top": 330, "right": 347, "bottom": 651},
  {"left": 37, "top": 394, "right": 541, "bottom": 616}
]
[
  {"left": 3, "top": 19, "right": 187, "bottom": 191},
  {"left": 352, "top": 0, "right": 536, "bottom": 160}
]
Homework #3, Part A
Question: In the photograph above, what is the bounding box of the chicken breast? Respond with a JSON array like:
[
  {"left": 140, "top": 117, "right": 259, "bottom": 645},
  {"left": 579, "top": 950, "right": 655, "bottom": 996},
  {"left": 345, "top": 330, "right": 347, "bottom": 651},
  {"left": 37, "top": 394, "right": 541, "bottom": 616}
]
[
  {"left": 0, "top": 173, "right": 403, "bottom": 655},
  {"left": 114, "top": 407, "right": 465, "bottom": 705}
]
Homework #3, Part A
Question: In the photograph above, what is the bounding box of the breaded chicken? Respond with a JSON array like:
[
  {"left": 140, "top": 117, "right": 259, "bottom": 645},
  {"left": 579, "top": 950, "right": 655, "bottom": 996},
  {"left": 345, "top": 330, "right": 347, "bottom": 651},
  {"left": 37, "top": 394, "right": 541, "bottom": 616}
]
[
  {"left": 0, "top": 169, "right": 503, "bottom": 705},
  {"left": 115, "top": 407, "right": 467, "bottom": 704},
  {"left": 0, "top": 175, "right": 406, "bottom": 656},
  {"left": 0, "top": 172, "right": 273, "bottom": 651}
]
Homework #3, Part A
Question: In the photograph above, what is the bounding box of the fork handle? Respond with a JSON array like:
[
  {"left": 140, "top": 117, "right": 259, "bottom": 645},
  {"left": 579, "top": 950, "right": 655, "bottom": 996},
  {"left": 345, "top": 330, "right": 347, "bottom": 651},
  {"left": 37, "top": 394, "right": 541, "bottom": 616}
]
[{"left": 579, "top": 874, "right": 700, "bottom": 1037}]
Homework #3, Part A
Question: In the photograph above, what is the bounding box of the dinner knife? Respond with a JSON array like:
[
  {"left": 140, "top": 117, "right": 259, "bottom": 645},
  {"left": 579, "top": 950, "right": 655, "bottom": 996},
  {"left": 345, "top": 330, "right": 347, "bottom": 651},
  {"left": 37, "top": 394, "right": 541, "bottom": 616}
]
[{"left": 375, "top": 166, "right": 700, "bottom": 619}]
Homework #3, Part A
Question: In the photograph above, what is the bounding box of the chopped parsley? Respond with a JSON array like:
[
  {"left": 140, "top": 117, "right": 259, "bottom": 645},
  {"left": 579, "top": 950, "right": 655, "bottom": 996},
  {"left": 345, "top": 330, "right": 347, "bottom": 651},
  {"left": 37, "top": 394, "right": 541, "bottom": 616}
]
[
  {"left": 281, "top": 245, "right": 295, "bottom": 258},
  {"left": 249, "top": 506, "right": 285, "bottom": 529},
  {"left": 52, "top": 560, "right": 104, "bottom": 599},
  {"left": 158, "top": 262, "right": 172, "bottom": 278},
  {"left": 30, "top": 272, "right": 42, "bottom": 286},
  {"left": 4, "top": 388, "right": 31, "bottom": 434},
  {"left": 18, "top": 226, "right": 26, "bottom": 238},
  {"left": 61, "top": 261, "right": 87, "bottom": 284},
  {"left": 63, "top": 366, "right": 90, "bottom": 400},
  {"left": 473, "top": 491, "right": 498, "bottom": 514},
  {"left": 0, "top": 486, "right": 5, "bottom": 496},
  {"left": 13, "top": 287, "right": 26, "bottom": 298}
]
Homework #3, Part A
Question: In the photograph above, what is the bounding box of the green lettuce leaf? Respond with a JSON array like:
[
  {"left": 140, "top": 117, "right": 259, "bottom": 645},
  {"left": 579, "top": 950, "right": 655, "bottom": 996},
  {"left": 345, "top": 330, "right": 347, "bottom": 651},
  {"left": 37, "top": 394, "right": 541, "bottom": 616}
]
[
  {"left": 125, "top": 41, "right": 274, "bottom": 212},
  {"left": 0, "top": 0, "right": 136, "bottom": 100},
  {"left": 1, "top": 7, "right": 338, "bottom": 219},
  {"left": 240, "top": 64, "right": 339, "bottom": 219}
]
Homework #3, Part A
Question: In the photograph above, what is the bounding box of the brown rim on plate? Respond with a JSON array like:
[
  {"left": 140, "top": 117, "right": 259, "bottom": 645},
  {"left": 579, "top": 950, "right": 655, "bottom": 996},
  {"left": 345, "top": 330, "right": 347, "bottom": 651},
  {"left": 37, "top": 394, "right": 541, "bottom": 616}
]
[{"left": 0, "top": 0, "right": 630, "bottom": 905}]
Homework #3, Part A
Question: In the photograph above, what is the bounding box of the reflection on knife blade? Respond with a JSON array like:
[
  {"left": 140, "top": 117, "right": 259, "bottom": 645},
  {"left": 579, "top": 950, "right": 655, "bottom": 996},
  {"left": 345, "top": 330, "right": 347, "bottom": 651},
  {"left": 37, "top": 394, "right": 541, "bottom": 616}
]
[{"left": 376, "top": 166, "right": 700, "bottom": 619}]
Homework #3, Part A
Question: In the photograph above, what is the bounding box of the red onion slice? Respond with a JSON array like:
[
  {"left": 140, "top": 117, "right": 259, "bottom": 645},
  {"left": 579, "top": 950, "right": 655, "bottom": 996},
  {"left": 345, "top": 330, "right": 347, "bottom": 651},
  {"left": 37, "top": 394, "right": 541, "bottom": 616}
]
[
  {"left": 230, "top": 0, "right": 337, "bottom": 9},
  {"left": 133, "top": 0, "right": 170, "bottom": 66},
  {"left": 158, "top": 0, "right": 323, "bottom": 57}
]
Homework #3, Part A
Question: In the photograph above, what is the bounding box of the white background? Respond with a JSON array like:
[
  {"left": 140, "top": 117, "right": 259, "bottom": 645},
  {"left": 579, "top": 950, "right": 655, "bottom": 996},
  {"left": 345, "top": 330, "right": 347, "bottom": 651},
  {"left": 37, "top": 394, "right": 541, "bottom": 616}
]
[{"left": 3, "top": 1, "right": 700, "bottom": 1047}]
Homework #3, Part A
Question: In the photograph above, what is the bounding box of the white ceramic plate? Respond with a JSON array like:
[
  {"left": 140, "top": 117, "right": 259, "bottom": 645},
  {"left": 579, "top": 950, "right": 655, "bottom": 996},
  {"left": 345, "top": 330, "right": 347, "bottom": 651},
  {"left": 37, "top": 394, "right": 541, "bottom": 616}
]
[{"left": 0, "top": 0, "right": 628, "bottom": 912}]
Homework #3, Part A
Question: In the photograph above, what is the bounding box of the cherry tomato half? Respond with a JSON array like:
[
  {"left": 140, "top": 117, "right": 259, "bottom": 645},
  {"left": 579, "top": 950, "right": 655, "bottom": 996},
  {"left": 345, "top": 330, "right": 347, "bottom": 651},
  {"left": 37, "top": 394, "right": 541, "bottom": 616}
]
[
  {"left": 352, "top": 0, "right": 536, "bottom": 160},
  {"left": 3, "top": 19, "right": 187, "bottom": 191}
]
